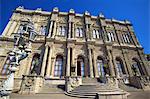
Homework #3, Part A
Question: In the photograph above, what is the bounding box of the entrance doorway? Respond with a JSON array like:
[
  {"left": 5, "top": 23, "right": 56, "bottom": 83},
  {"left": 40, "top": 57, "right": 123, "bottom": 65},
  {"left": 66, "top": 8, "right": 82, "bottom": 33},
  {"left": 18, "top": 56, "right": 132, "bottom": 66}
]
[{"left": 77, "top": 56, "right": 85, "bottom": 77}]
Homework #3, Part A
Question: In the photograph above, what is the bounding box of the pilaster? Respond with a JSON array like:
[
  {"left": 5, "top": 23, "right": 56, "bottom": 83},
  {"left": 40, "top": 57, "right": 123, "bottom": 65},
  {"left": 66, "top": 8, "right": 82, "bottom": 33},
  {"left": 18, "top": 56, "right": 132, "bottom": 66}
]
[
  {"left": 88, "top": 48, "right": 94, "bottom": 77},
  {"left": 40, "top": 45, "right": 49, "bottom": 76},
  {"left": 48, "top": 21, "right": 53, "bottom": 37},
  {"left": 107, "top": 48, "right": 115, "bottom": 77},
  {"left": 66, "top": 47, "right": 71, "bottom": 76},
  {"left": 93, "top": 49, "right": 99, "bottom": 77},
  {"left": 46, "top": 45, "right": 53, "bottom": 77},
  {"left": 50, "top": 57, "right": 56, "bottom": 77},
  {"left": 52, "top": 21, "right": 57, "bottom": 38}
]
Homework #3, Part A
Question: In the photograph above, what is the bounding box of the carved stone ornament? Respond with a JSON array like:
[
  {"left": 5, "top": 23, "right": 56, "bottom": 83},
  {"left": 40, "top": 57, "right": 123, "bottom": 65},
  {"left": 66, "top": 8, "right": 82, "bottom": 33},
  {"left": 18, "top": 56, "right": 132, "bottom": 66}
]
[
  {"left": 70, "top": 77, "right": 80, "bottom": 88},
  {"left": 24, "top": 77, "right": 34, "bottom": 87}
]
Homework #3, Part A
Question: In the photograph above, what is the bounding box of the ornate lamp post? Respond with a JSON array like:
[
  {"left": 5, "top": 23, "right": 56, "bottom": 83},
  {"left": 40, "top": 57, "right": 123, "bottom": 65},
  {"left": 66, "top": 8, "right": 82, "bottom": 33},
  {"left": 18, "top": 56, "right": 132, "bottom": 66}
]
[{"left": 0, "top": 19, "right": 37, "bottom": 99}]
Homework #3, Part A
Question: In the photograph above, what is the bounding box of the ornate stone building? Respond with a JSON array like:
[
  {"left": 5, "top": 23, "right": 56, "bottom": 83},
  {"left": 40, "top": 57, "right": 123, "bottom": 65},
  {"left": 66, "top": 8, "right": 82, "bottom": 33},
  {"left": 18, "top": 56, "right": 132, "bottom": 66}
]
[{"left": 0, "top": 6, "right": 149, "bottom": 98}]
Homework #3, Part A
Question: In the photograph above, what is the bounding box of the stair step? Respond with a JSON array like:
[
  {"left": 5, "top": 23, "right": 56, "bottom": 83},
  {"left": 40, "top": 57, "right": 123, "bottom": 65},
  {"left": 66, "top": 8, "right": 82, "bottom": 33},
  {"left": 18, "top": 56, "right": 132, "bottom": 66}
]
[
  {"left": 67, "top": 79, "right": 119, "bottom": 98},
  {"left": 65, "top": 92, "right": 96, "bottom": 98}
]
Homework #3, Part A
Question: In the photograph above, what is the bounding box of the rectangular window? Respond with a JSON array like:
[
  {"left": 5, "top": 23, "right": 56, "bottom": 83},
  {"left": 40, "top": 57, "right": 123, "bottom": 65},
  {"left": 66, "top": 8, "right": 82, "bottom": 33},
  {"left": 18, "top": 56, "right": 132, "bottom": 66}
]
[
  {"left": 76, "top": 27, "right": 83, "bottom": 37},
  {"left": 59, "top": 26, "right": 66, "bottom": 36},
  {"left": 123, "top": 34, "right": 130, "bottom": 43},
  {"left": 107, "top": 32, "right": 115, "bottom": 42},
  {"left": 96, "top": 30, "right": 100, "bottom": 38},
  {"left": 79, "top": 28, "right": 83, "bottom": 37},
  {"left": 76, "top": 28, "right": 80, "bottom": 37},
  {"left": 107, "top": 32, "right": 111, "bottom": 42},
  {"left": 126, "top": 34, "right": 130, "bottom": 43},
  {"left": 110, "top": 32, "right": 115, "bottom": 41},
  {"left": 93, "top": 29, "right": 96, "bottom": 38},
  {"left": 40, "top": 26, "right": 46, "bottom": 35}
]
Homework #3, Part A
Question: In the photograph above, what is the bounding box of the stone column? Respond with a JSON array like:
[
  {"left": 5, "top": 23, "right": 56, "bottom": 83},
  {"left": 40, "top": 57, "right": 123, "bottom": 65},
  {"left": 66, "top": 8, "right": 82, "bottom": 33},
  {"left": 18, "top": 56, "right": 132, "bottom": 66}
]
[
  {"left": 93, "top": 50, "right": 99, "bottom": 77},
  {"left": 46, "top": 45, "right": 53, "bottom": 77},
  {"left": 88, "top": 48, "right": 94, "bottom": 77},
  {"left": 52, "top": 21, "right": 56, "bottom": 38},
  {"left": 86, "top": 24, "right": 90, "bottom": 40},
  {"left": 48, "top": 21, "right": 53, "bottom": 37},
  {"left": 107, "top": 50, "right": 115, "bottom": 76},
  {"left": 56, "top": 23, "right": 59, "bottom": 36},
  {"left": 72, "top": 23, "right": 75, "bottom": 38},
  {"left": 84, "top": 58, "right": 89, "bottom": 77},
  {"left": 71, "top": 47, "right": 76, "bottom": 76},
  {"left": 75, "top": 58, "right": 77, "bottom": 76},
  {"left": 68, "top": 22, "right": 71, "bottom": 38},
  {"left": 66, "top": 47, "right": 71, "bottom": 76},
  {"left": 73, "top": 23, "right": 76, "bottom": 38},
  {"left": 50, "top": 57, "right": 56, "bottom": 77},
  {"left": 40, "top": 45, "right": 49, "bottom": 76}
]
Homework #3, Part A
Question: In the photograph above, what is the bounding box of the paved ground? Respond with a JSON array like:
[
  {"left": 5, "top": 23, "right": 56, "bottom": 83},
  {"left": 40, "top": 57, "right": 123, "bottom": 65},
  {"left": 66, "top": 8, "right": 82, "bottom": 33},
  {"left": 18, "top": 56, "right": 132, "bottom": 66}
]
[
  {"left": 10, "top": 91, "right": 150, "bottom": 99},
  {"left": 128, "top": 91, "right": 150, "bottom": 99},
  {"left": 10, "top": 93, "right": 82, "bottom": 99}
]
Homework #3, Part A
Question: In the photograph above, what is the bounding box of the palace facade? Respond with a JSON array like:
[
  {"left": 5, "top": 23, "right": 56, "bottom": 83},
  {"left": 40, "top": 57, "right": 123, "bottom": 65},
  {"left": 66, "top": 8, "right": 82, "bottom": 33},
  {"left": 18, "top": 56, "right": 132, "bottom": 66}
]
[{"left": 0, "top": 6, "right": 149, "bottom": 98}]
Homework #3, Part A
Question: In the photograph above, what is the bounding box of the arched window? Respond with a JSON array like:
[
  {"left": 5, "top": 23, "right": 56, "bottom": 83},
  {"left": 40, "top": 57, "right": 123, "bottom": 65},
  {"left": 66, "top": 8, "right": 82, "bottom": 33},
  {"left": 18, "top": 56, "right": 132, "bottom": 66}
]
[
  {"left": 132, "top": 58, "right": 144, "bottom": 76},
  {"left": 116, "top": 58, "right": 126, "bottom": 77},
  {"left": 97, "top": 56, "right": 106, "bottom": 77},
  {"left": 77, "top": 56, "right": 85, "bottom": 76},
  {"left": 54, "top": 55, "right": 63, "bottom": 77},
  {"left": 30, "top": 53, "right": 41, "bottom": 75}
]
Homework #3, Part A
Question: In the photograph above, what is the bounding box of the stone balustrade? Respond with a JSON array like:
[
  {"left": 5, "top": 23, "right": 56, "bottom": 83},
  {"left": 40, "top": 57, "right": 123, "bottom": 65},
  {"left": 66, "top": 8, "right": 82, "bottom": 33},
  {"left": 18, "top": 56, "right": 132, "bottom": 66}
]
[{"left": 19, "top": 75, "right": 44, "bottom": 94}]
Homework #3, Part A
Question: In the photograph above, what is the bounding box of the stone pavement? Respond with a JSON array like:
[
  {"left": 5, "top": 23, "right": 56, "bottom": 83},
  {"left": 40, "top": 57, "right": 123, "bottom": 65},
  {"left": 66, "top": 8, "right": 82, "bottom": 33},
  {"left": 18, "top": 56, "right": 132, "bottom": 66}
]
[
  {"left": 10, "top": 91, "right": 150, "bottom": 99},
  {"left": 10, "top": 93, "right": 83, "bottom": 99},
  {"left": 128, "top": 91, "right": 150, "bottom": 99}
]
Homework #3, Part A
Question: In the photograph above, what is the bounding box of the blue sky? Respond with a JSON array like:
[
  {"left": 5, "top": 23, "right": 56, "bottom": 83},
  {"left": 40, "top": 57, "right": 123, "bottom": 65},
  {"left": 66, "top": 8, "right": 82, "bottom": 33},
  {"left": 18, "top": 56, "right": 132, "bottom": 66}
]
[{"left": 0, "top": 0, "right": 150, "bottom": 53}]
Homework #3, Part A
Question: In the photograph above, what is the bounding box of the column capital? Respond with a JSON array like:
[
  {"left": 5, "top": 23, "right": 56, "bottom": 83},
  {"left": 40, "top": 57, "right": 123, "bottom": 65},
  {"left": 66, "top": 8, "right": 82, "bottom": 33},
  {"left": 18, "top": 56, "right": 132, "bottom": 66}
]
[{"left": 67, "top": 44, "right": 75, "bottom": 48}]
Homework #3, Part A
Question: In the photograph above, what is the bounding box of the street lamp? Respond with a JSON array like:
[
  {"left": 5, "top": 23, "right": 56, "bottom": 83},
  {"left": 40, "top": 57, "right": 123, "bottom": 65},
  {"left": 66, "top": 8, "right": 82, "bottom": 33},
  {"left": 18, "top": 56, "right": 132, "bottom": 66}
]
[{"left": 0, "top": 19, "right": 37, "bottom": 99}]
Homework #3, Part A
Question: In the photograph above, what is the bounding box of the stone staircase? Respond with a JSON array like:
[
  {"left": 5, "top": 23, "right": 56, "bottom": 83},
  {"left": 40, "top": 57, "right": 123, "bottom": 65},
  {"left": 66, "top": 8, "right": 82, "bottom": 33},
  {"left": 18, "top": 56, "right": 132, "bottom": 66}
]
[{"left": 66, "top": 78, "right": 121, "bottom": 99}]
